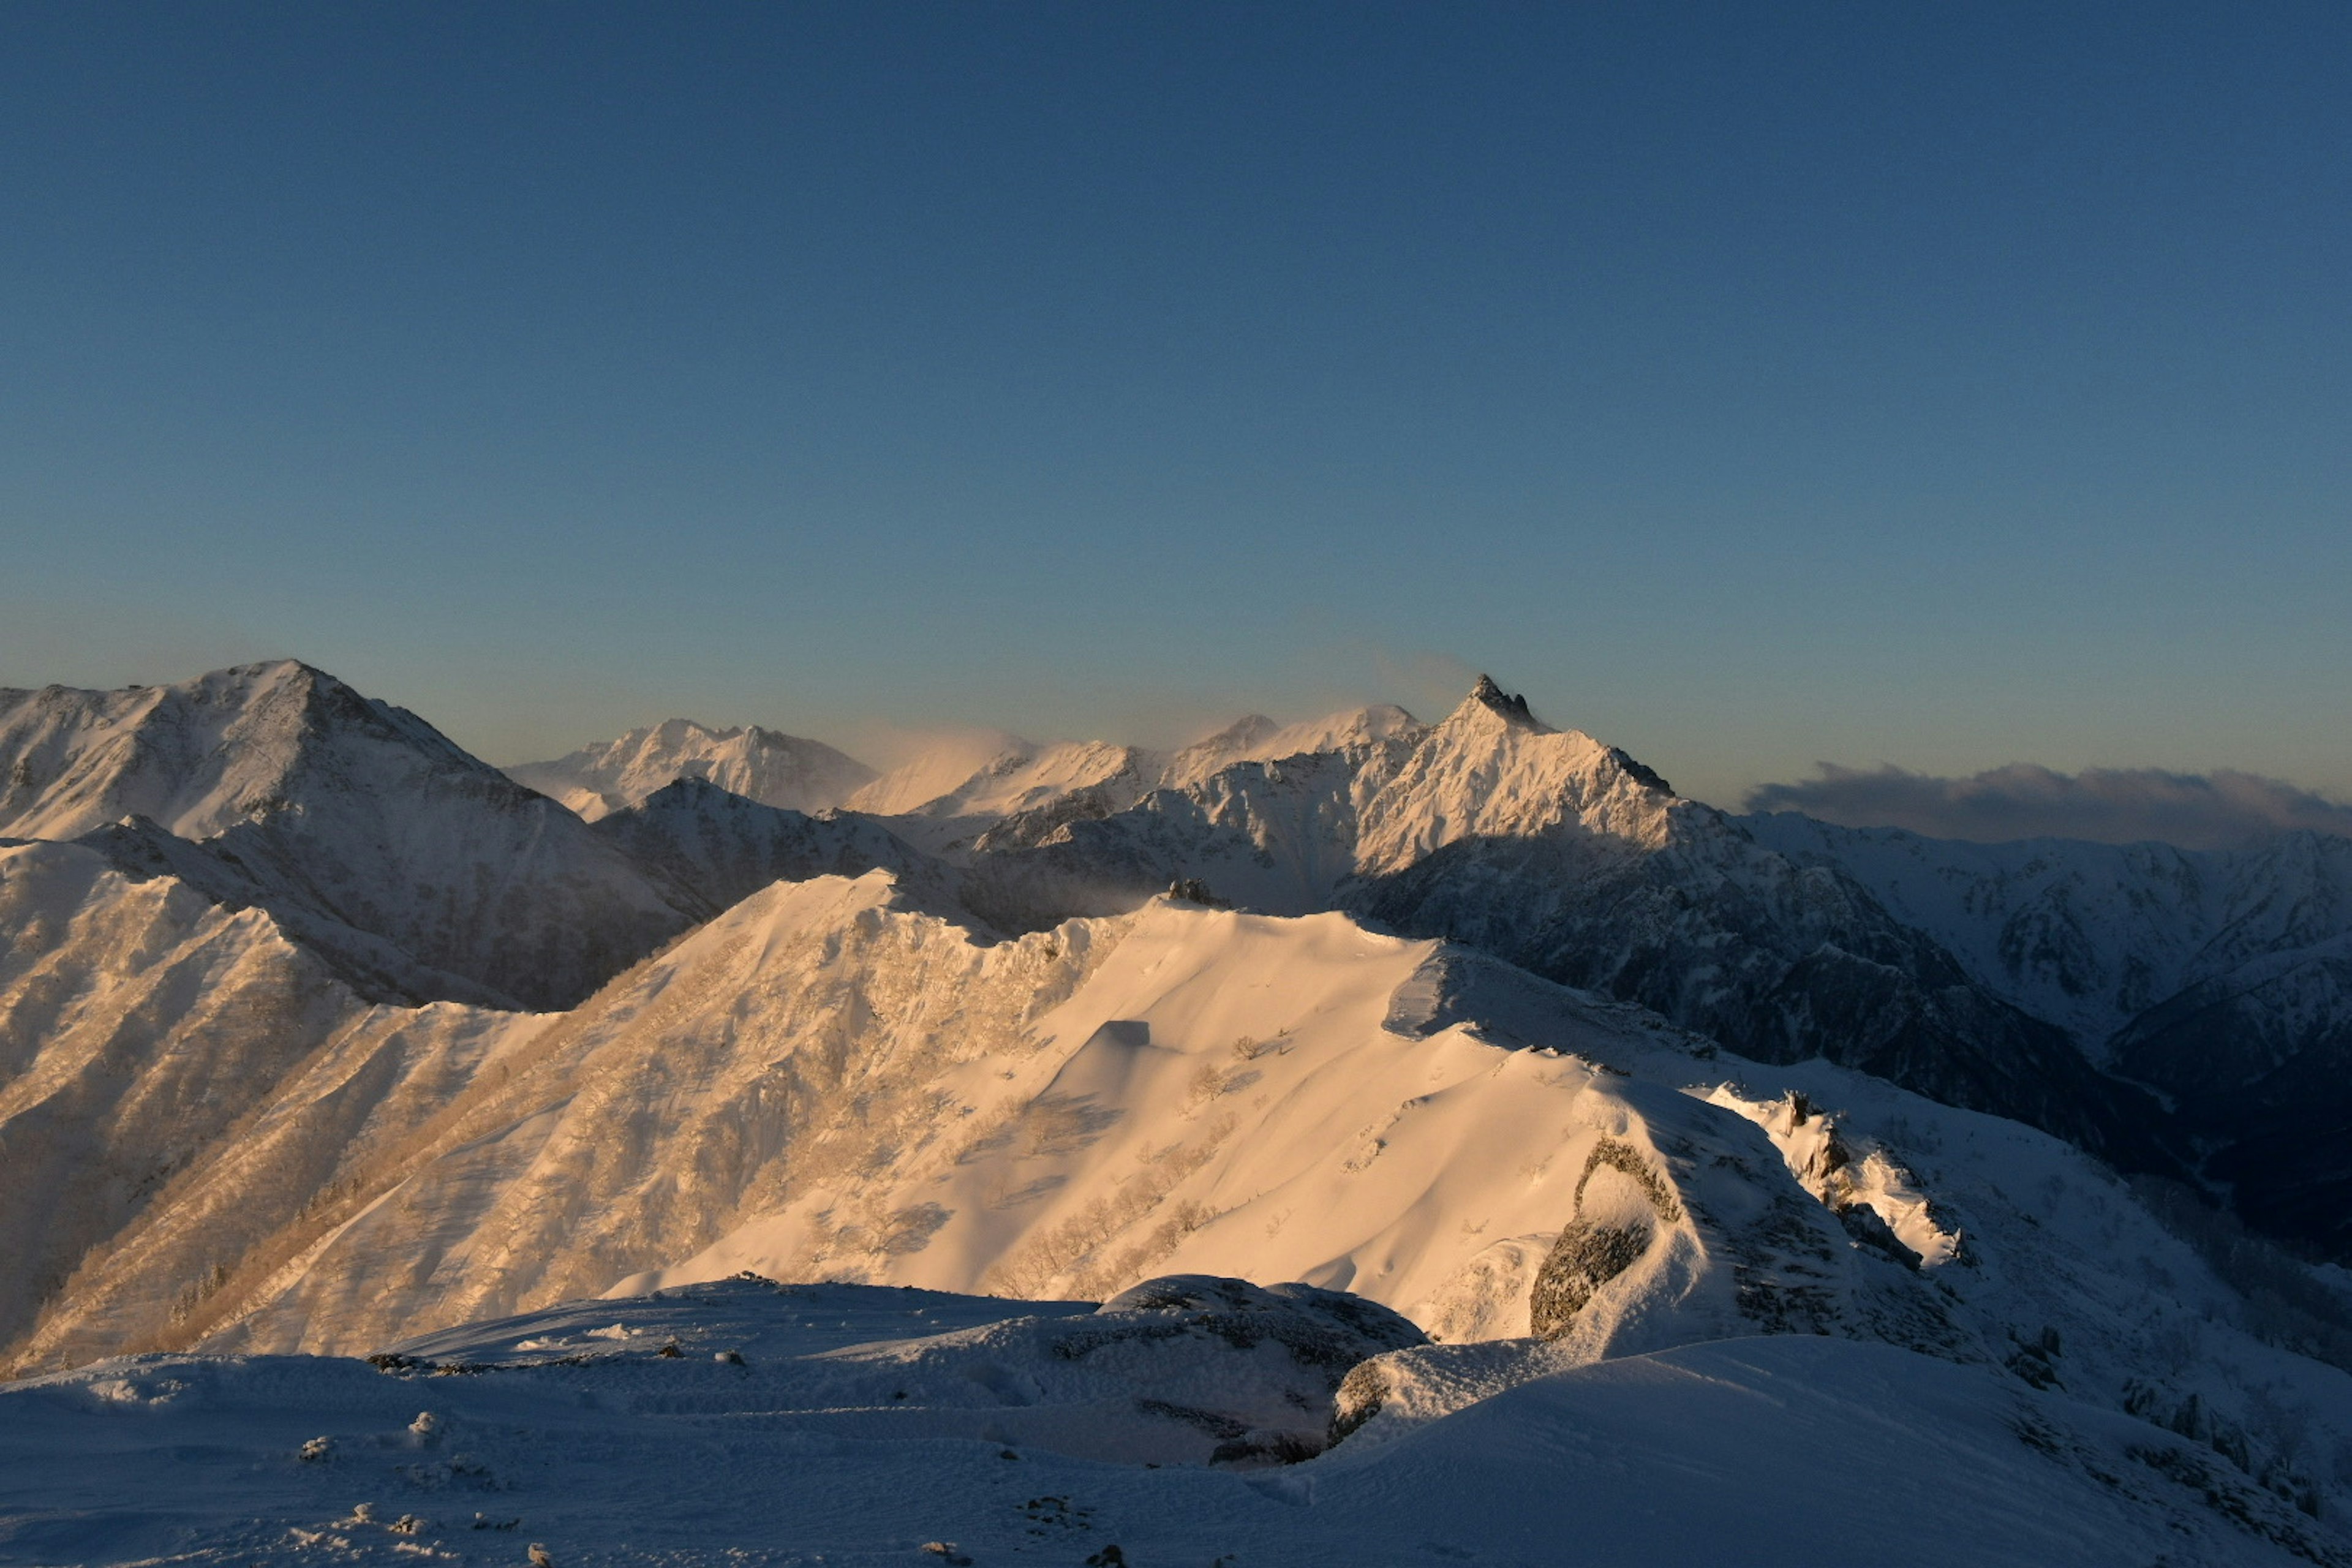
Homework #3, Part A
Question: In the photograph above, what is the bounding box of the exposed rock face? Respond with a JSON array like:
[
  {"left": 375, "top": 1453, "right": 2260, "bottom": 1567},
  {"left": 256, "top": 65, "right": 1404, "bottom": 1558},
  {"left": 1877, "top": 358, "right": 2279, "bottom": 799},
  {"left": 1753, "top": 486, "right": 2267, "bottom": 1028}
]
[{"left": 1528, "top": 1139, "right": 1683, "bottom": 1338}]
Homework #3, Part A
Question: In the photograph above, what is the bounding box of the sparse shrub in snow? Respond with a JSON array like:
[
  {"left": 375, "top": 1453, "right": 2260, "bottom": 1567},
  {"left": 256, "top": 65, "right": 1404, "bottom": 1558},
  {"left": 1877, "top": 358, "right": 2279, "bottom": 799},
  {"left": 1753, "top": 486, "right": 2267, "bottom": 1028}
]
[
  {"left": 297, "top": 1435, "right": 332, "bottom": 1463},
  {"left": 1186, "top": 1060, "right": 1226, "bottom": 1106}
]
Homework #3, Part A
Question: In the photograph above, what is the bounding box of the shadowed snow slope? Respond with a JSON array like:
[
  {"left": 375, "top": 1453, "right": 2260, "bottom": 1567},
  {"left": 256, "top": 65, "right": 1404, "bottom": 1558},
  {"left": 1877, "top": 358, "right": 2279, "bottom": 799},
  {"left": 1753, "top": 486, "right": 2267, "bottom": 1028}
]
[
  {"left": 587, "top": 775, "right": 966, "bottom": 919},
  {"left": 0, "top": 662, "right": 700, "bottom": 1009},
  {"left": 505, "top": 718, "right": 875, "bottom": 821},
  {"left": 1745, "top": 813, "right": 2352, "bottom": 1254},
  {"left": 3, "top": 1282, "right": 2346, "bottom": 1567}
]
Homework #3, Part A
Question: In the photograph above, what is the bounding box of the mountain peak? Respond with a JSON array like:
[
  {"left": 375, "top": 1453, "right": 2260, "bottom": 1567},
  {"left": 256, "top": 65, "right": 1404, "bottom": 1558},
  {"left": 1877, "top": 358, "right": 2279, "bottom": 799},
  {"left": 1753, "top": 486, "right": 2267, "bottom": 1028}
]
[{"left": 1458, "top": 676, "right": 1548, "bottom": 733}]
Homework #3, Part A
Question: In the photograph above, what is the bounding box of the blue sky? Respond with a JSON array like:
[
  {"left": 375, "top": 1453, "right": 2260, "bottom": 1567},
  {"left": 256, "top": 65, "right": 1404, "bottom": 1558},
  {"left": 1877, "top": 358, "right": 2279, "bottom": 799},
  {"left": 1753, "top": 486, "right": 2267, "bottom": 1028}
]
[{"left": 1, "top": 2, "right": 2345, "bottom": 807}]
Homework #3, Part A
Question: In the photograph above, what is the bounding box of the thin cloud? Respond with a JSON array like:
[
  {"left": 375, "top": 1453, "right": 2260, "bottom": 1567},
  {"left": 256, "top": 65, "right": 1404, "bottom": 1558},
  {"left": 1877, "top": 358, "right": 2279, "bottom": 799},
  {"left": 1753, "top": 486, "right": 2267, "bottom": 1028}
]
[{"left": 1743, "top": 763, "right": 2352, "bottom": 850}]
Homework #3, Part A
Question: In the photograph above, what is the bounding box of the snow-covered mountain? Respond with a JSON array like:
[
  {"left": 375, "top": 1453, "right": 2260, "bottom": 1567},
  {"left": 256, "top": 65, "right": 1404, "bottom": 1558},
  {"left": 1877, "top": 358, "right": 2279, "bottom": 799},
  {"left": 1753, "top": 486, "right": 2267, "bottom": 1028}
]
[
  {"left": 6, "top": 859, "right": 2351, "bottom": 1561},
  {"left": 924, "top": 678, "right": 2170, "bottom": 1174},
  {"left": 843, "top": 704, "right": 1427, "bottom": 855},
  {"left": 506, "top": 718, "right": 876, "bottom": 821},
  {"left": 11, "top": 656, "right": 2352, "bottom": 1561},
  {"left": 846, "top": 734, "right": 1154, "bottom": 834},
  {"left": 0, "top": 662, "right": 703, "bottom": 1009}
]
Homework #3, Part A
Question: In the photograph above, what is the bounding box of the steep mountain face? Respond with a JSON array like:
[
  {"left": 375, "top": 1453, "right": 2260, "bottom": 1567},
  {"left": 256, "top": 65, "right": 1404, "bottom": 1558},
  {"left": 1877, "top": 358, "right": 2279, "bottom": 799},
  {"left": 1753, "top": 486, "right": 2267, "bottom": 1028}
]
[
  {"left": 0, "top": 839, "right": 538, "bottom": 1363},
  {"left": 1740, "top": 816, "right": 2352, "bottom": 1049},
  {"left": 1744, "top": 815, "right": 2352, "bottom": 1256},
  {"left": 0, "top": 662, "right": 703, "bottom": 1009},
  {"left": 505, "top": 718, "right": 876, "bottom": 821}
]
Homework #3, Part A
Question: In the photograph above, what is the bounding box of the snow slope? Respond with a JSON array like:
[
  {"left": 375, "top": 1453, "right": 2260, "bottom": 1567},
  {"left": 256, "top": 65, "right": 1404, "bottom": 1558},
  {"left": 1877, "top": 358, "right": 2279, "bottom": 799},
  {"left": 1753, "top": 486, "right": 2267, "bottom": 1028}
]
[
  {"left": 3, "top": 1283, "right": 2344, "bottom": 1567},
  {"left": 506, "top": 719, "right": 876, "bottom": 821}
]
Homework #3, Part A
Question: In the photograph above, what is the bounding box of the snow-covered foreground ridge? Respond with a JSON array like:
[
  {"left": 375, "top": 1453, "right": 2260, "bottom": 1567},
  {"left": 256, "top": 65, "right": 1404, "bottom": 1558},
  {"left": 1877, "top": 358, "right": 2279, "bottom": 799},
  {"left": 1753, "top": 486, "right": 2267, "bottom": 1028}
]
[{"left": 6, "top": 1278, "right": 2348, "bottom": 1567}]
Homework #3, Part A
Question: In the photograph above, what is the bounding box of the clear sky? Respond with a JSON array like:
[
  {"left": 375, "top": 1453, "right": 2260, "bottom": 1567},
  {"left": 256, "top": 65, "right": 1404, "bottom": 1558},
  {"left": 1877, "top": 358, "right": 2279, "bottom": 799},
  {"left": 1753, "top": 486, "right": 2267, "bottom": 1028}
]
[{"left": 1, "top": 2, "right": 2345, "bottom": 809}]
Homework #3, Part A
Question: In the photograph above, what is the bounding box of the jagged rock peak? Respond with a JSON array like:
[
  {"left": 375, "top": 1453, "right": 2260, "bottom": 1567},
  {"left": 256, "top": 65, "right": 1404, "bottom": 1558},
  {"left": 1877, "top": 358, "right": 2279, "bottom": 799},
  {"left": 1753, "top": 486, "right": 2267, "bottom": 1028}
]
[{"left": 1464, "top": 676, "right": 1547, "bottom": 731}]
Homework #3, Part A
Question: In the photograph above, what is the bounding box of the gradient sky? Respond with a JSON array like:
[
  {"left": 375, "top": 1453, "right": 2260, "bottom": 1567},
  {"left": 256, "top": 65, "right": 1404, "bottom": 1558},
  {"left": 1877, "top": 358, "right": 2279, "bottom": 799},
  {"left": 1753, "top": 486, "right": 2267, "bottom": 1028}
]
[{"left": 1, "top": 2, "right": 2345, "bottom": 809}]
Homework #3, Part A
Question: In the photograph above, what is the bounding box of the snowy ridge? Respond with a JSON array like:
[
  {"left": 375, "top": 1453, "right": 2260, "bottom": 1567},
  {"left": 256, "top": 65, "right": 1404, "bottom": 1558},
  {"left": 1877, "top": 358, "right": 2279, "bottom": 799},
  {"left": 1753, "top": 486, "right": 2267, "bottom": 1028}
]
[
  {"left": 0, "top": 660, "right": 472, "bottom": 843},
  {"left": 5, "top": 868, "right": 2352, "bottom": 1559},
  {"left": 7, "top": 866, "right": 2347, "bottom": 1534},
  {"left": 505, "top": 717, "right": 875, "bottom": 821}
]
